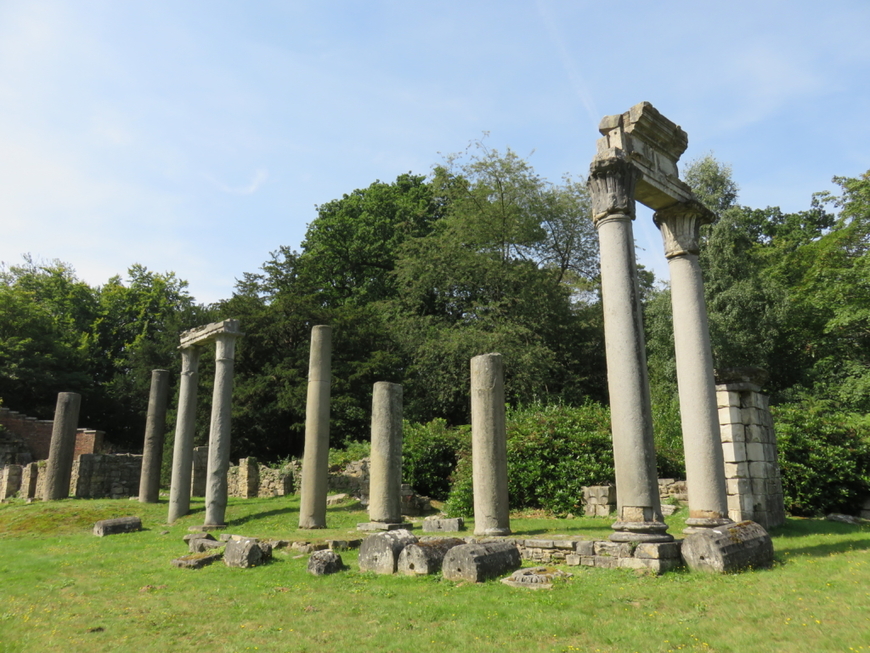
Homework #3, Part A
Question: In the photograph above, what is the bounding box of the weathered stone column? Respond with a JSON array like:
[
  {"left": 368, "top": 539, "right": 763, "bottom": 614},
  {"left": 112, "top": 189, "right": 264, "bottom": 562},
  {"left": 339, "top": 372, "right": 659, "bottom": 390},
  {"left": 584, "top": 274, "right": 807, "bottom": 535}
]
[
  {"left": 368, "top": 382, "right": 404, "bottom": 524},
  {"left": 299, "top": 325, "right": 332, "bottom": 529},
  {"left": 139, "top": 369, "right": 170, "bottom": 503},
  {"left": 588, "top": 152, "right": 671, "bottom": 543},
  {"left": 43, "top": 392, "right": 82, "bottom": 500},
  {"left": 654, "top": 201, "right": 731, "bottom": 531},
  {"left": 167, "top": 346, "right": 201, "bottom": 523},
  {"left": 470, "top": 353, "right": 511, "bottom": 536},
  {"left": 204, "top": 333, "right": 239, "bottom": 527}
]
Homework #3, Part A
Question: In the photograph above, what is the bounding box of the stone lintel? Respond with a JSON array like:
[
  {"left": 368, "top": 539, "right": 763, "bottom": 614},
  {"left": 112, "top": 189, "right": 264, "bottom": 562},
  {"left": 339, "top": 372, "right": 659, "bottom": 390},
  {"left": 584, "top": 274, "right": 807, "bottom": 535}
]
[
  {"left": 596, "top": 101, "right": 694, "bottom": 211},
  {"left": 179, "top": 319, "right": 243, "bottom": 349}
]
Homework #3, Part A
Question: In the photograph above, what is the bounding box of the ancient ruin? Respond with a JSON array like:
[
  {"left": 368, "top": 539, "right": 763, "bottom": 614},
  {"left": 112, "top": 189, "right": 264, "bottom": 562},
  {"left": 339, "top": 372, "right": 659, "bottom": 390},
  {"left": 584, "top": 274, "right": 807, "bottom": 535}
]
[
  {"left": 139, "top": 369, "right": 170, "bottom": 504},
  {"left": 167, "top": 319, "right": 243, "bottom": 525},
  {"left": 42, "top": 392, "right": 82, "bottom": 501}
]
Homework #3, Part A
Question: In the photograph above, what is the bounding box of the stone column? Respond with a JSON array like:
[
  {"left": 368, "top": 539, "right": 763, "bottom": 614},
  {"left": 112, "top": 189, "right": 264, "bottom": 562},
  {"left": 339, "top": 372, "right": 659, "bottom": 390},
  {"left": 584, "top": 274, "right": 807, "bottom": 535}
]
[
  {"left": 368, "top": 382, "right": 404, "bottom": 524},
  {"left": 299, "top": 325, "right": 332, "bottom": 529},
  {"left": 470, "top": 353, "right": 511, "bottom": 536},
  {"left": 204, "top": 333, "right": 238, "bottom": 527},
  {"left": 587, "top": 152, "right": 671, "bottom": 543},
  {"left": 167, "top": 346, "right": 201, "bottom": 523},
  {"left": 654, "top": 201, "right": 730, "bottom": 531},
  {"left": 139, "top": 369, "right": 170, "bottom": 503},
  {"left": 43, "top": 392, "right": 82, "bottom": 500}
]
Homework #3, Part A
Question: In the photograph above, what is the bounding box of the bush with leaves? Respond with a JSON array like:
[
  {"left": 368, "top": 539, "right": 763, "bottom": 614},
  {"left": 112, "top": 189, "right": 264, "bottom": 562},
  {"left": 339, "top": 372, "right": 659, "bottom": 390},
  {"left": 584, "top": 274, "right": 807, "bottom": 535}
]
[
  {"left": 773, "top": 401, "right": 870, "bottom": 516},
  {"left": 444, "top": 402, "right": 615, "bottom": 517},
  {"left": 402, "top": 419, "right": 470, "bottom": 501}
]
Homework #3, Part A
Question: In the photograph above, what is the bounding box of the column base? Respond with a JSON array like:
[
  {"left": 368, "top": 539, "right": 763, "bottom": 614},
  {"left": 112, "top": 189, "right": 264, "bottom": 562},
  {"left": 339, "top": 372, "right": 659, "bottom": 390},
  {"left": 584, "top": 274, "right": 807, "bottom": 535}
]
[
  {"left": 475, "top": 527, "right": 512, "bottom": 537},
  {"left": 356, "top": 521, "right": 413, "bottom": 532},
  {"left": 610, "top": 521, "right": 673, "bottom": 543},
  {"left": 683, "top": 516, "right": 733, "bottom": 534}
]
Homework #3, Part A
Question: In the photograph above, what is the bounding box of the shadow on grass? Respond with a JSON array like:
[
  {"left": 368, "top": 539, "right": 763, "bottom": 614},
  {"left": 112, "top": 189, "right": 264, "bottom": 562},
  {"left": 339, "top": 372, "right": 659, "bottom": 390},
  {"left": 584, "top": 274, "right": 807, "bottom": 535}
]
[
  {"left": 777, "top": 536, "right": 870, "bottom": 560},
  {"left": 229, "top": 505, "right": 298, "bottom": 527},
  {"left": 771, "top": 517, "right": 870, "bottom": 539}
]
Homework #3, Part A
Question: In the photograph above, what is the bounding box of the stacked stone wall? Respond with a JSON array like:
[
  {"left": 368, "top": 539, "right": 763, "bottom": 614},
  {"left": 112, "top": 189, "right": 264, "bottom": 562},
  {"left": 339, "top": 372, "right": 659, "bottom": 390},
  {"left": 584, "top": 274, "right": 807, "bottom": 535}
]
[
  {"left": 71, "top": 453, "right": 142, "bottom": 499},
  {"left": 716, "top": 377, "right": 786, "bottom": 529},
  {"left": 0, "top": 464, "right": 23, "bottom": 499}
]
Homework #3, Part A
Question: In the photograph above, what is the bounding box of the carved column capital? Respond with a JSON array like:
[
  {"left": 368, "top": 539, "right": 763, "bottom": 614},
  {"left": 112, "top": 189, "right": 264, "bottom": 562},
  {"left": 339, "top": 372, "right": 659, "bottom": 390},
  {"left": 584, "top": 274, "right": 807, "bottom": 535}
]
[
  {"left": 653, "top": 200, "right": 715, "bottom": 258},
  {"left": 587, "top": 150, "right": 640, "bottom": 226}
]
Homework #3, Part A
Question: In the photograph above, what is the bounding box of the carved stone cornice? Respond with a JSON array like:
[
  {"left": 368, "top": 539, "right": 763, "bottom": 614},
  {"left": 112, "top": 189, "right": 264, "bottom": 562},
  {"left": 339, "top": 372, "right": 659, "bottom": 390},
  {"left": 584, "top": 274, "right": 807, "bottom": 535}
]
[
  {"left": 587, "top": 149, "right": 640, "bottom": 227},
  {"left": 653, "top": 200, "right": 715, "bottom": 258}
]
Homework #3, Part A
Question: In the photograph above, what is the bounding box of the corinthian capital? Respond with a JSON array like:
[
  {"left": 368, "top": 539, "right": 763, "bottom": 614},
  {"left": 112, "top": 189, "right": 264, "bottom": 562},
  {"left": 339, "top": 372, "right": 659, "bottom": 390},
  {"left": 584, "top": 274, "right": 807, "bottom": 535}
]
[
  {"left": 653, "top": 200, "right": 715, "bottom": 258},
  {"left": 587, "top": 149, "right": 640, "bottom": 226}
]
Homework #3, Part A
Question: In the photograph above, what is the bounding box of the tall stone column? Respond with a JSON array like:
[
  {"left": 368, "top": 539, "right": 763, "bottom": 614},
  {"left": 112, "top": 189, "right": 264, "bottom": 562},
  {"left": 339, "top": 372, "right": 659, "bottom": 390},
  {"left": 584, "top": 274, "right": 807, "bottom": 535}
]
[
  {"left": 139, "top": 369, "right": 170, "bottom": 504},
  {"left": 588, "top": 152, "right": 671, "bottom": 543},
  {"left": 42, "top": 392, "right": 82, "bottom": 500},
  {"left": 471, "top": 353, "right": 511, "bottom": 536},
  {"left": 204, "top": 333, "right": 238, "bottom": 527},
  {"left": 368, "top": 382, "right": 404, "bottom": 524},
  {"left": 299, "top": 325, "right": 332, "bottom": 529},
  {"left": 654, "top": 201, "right": 730, "bottom": 531},
  {"left": 168, "top": 346, "right": 201, "bottom": 523}
]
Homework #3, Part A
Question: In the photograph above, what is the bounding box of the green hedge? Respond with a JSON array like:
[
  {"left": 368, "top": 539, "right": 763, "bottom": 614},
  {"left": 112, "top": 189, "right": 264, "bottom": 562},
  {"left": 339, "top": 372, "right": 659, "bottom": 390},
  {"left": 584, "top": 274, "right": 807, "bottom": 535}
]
[{"left": 773, "top": 401, "right": 870, "bottom": 516}]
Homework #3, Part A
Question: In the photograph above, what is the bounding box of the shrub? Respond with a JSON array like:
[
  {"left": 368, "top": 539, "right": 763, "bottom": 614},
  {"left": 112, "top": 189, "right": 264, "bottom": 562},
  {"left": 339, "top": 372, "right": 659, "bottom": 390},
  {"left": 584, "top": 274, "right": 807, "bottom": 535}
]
[
  {"left": 773, "top": 401, "right": 870, "bottom": 516},
  {"left": 403, "top": 419, "right": 469, "bottom": 500},
  {"left": 444, "top": 401, "right": 615, "bottom": 516},
  {"left": 328, "top": 440, "right": 371, "bottom": 470}
]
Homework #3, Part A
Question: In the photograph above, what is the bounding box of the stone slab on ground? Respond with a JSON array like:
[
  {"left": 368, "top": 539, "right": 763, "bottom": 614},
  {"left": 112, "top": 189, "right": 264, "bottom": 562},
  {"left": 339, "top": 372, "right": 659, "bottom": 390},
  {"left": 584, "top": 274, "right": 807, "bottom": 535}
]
[
  {"left": 681, "top": 521, "right": 773, "bottom": 573},
  {"left": 441, "top": 541, "right": 521, "bottom": 583},
  {"left": 357, "top": 521, "right": 413, "bottom": 532},
  {"left": 224, "top": 537, "right": 272, "bottom": 568},
  {"left": 501, "top": 567, "right": 572, "bottom": 589},
  {"left": 172, "top": 551, "right": 223, "bottom": 569},
  {"left": 358, "top": 529, "right": 418, "bottom": 574},
  {"left": 190, "top": 538, "right": 225, "bottom": 554},
  {"left": 93, "top": 516, "right": 142, "bottom": 537},
  {"left": 422, "top": 517, "right": 465, "bottom": 532},
  {"left": 308, "top": 550, "right": 347, "bottom": 576}
]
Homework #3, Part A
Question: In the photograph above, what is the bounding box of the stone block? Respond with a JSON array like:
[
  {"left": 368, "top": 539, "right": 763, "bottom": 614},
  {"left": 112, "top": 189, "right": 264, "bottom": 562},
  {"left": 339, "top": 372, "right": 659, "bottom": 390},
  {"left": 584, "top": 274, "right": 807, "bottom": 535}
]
[
  {"left": 749, "top": 461, "right": 772, "bottom": 479},
  {"left": 718, "top": 406, "right": 743, "bottom": 425},
  {"left": 565, "top": 554, "right": 581, "bottom": 566},
  {"left": 575, "top": 540, "right": 595, "bottom": 556},
  {"left": 745, "top": 424, "right": 764, "bottom": 443},
  {"left": 580, "top": 556, "right": 595, "bottom": 566},
  {"left": 618, "top": 557, "right": 683, "bottom": 573},
  {"left": 716, "top": 391, "right": 740, "bottom": 408},
  {"left": 726, "top": 478, "right": 751, "bottom": 496},
  {"left": 357, "top": 521, "right": 412, "bottom": 532},
  {"left": 308, "top": 550, "right": 347, "bottom": 576},
  {"left": 397, "top": 537, "right": 464, "bottom": 575},
  {"left": 719, "top": 423, "right": 745, "bottom": 443},
  {"left": 745, "top": 442, "right": 765, "bottom": 461},
  {"left": 190, "top": 538, "right": 225, "bottom": 553},
  {"left": 552, "top": 539, "right": 577, "bottom": 550},
  {"left": 721, "top": 441, "right": 747, "bottom": 463},
  {"left": 93, "top": 516, "right": 142, "bottom": 537},
  {"left": 501, "top": 567, "right": 572, "bottom": 589},
  {"left": 741, "top": 407, "right": 760, "bottom": 426},
  {"left": 183, "top": 532, "right": 216, "bottom": 543},
  {"left": 172, "top": 551, "right": 223, "bottom": 569},
  {"left": 751, "top": 477, "right": 767, "bottom": 496},
  {"left": 422, "top": 517, "right": 465, "bottom": 532},
  {"left": 224, "top": 537, "right": 269, "bottom": 568},
  {"left": 442, "top": 541, "right": 522, "bottom": 583},
  {"left": 681, "top": 521, "right": 774, "bottom": 573},
  {"left": 594, "top": 541, "right": 631, "bottom": 557},
  {"left": 595, "top": 504, "right": 612, "bottom": 517},
  {"left": 358, "top": 529, "right": 417, "bottom": 574},
  {"left": 724, "top": 462, "right": 749, "bottom": 478},
  {"left": 592, "top": 555, "right": 617, "bottom": 569},
  {"left": 524, "top": 539, "right": 554, "bottom": 549},
  {"left": 634, "top": 541, "right": 682, "bottom": 560}
]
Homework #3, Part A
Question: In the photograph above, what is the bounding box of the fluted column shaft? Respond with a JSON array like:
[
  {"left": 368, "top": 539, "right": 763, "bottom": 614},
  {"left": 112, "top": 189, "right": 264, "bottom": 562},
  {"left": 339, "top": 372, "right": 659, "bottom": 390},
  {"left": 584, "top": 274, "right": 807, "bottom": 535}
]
[
  {"left": 654, "top": 202, "right": 730, "bottom": 530},
  {"left": 588, "top": 152, "right": 670, "bottom": 543}
]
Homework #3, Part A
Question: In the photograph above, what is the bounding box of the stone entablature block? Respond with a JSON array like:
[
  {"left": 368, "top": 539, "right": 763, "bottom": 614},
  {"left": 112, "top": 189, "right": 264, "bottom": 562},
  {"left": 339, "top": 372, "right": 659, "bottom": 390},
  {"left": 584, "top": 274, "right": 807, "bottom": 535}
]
[{"left": 179, "top": 319, "right": 243, "bottom": 349}]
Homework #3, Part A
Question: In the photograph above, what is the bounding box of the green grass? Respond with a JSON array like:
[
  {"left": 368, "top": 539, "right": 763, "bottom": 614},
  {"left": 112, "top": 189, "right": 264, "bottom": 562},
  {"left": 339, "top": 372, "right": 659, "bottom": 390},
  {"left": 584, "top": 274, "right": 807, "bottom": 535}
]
[{"left": 1, "top": 496, "right": 869, "bottom": 653}]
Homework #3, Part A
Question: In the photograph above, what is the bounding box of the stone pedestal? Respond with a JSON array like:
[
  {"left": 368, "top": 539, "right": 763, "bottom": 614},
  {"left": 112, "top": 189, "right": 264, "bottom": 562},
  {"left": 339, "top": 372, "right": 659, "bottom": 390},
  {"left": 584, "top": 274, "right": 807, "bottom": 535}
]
[
  {"left": 204, "top": 333, "right": 239, "bottom": 527},
  {"left": 168, "top": 347, "right": 201, "bottom": 523},
  {"left": 299, "top": 325, "right": 332, "bottom": 529},
  {"left": 367, "top": 382, "right": 403, "bottom": 525},
  {"left": 654, "top": 202, "right": 730, "bottom": 532},
  {"left": 588, "top": 152, "right": 670, "bottom": 543},
  {"left": 470, "top": 353, "right": 511, "bottom": 536},
  {"left": 139, "top": 369, "right": 170, "bottom": 504},
  {"left": 43, "top": 392, "right": 82, "bottom": 501}
]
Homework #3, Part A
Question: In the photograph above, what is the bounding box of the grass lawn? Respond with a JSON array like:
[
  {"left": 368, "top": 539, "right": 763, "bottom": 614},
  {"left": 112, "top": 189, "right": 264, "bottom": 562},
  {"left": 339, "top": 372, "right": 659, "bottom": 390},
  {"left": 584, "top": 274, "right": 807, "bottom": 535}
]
[{"left": 1, "top": 495, "right": 868, "bottom": 653}]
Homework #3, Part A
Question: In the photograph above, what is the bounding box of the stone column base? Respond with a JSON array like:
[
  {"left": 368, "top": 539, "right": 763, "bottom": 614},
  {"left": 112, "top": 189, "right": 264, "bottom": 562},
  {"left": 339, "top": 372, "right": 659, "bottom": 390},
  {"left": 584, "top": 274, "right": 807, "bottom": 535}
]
[{"left": 357, "top": 521, "right": 413, "bottom": 532}]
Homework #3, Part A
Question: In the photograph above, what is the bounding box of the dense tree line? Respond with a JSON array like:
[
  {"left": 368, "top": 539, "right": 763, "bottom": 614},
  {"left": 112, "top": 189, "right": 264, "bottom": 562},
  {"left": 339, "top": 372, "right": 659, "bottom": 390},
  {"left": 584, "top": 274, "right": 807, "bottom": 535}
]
[{"left": 1, "top": 146, "right": 868, "bottom": 514}]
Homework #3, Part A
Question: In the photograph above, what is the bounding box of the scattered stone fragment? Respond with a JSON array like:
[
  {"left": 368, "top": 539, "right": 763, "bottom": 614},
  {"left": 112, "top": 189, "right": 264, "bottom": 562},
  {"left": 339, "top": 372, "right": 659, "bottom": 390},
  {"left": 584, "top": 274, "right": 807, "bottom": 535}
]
[
  {"left": 190, "top": 538, "right": 225, "bottom": 553},
  {"left": 681, "top": 521, "right": 773, "bottom": 573},
  {"left": 326, "top": 493, "right": 350, "bottom": 505},
  {"left": 397, "top": 537, "right": 464, "bottom": 575},
  {"left": 422, "top": 517, "right": 465, "bottom": 532},
  {"left": 357, "top": 521, "right": 413, "bottom": 532},
  {"left": 358, "top": 529, "right": 418, "bottom": 574},
  {"left": 308, "top": 549, "right": 347, "bottom": 576},
  {"left": 501, "top": 567, "right": 572, "bottom": 589},
  {"left": 172, "top": 551, "right": 223, "bottom": 569},
  {"left": 184, "top": 532, "right": 216, "bottom": 543},
  {"left": 826, "top": 513, "right": 865, "bottom": 525},
  {"left": 93, "top": 516, "right": 142, "bottom": 537},
  {"left": 327, "top": 539, "right": 361, "bottom": 551},
  {"left": 442, "top": 541, "right": 521, "bottom": 583},
  {"left": 291, "top": 541, "right": 328, "bottom": 554},
  {"left": 224, "top": 537, "right": 271, "bottom": 568}
]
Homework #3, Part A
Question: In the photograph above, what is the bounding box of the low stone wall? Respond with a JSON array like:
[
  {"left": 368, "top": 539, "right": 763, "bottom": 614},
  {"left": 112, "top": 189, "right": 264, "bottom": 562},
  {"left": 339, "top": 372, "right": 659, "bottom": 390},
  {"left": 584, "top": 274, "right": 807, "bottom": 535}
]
[
  {"left": 71, "top": 453, "right": 142, "bottom": 499},
  {"left": 0, "top": 406, "right": 105, "bottom": 461},
  {"left": 0, "top": 464, "right": 23, "bottom": 500}
]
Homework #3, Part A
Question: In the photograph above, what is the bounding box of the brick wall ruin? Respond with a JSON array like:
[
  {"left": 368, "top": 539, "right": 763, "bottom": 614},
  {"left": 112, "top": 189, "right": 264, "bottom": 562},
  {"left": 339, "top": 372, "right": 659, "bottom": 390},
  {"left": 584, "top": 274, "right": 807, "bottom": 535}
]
[{"left": 0, "top": 406, "right": 104, "bottom": 462}]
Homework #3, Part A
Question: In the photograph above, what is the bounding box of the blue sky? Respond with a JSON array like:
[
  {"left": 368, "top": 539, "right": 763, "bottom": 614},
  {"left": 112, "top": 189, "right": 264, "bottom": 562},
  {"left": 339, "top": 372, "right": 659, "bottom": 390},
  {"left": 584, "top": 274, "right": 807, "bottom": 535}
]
[{"left": 2, "top": 1, "right": 868, "bottom": 304}]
